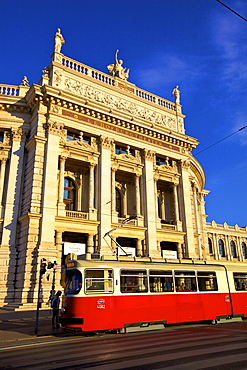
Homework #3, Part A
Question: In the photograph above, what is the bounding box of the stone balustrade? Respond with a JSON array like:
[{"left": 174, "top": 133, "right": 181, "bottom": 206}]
[
  {"left": 66, "top": 210, "right": 88, "bottom": 219},
  {"left": 58, "top": 55, "right": 177, "bottom": 113},
  {"left": 206, "top": 221, "right": 247, "bottom": 232},
  {"left": 0, "top": 84, "right": 20, "bottom": 97}
]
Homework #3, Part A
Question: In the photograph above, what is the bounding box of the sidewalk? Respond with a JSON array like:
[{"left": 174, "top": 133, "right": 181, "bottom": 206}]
[{"left": 0, "top": 308, "right": 62, "bottom": 344}]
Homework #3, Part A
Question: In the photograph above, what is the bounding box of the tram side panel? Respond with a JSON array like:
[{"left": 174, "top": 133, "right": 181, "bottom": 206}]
[
  {"left": 227, "top": 269, "right": 247, "bottom": 319},
  {"left": 60, "top": 264, "right": 233, "bottom": 331}
]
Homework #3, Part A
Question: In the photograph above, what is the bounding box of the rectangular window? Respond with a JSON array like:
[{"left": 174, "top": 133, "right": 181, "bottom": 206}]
[
  {"left": 175, "top": 271, "right": 197, "bottom": 292},
  {"left": 197, "top": 271, "right": 218, "bottom": 291},
  {"left": 67, "top": 131, "right": 80, "bottom": 141},
  {"left": 120, "top": 270, "right": 148, "bottom": 293},
  {"left": 149, "top": 270, "right": 174, "bottom": 292},
  {"left": 85, "top": 269, "right": 113, "bottom": 294},
  {"left": 233, "top": 273, "right": 247, "bottom": 291}
]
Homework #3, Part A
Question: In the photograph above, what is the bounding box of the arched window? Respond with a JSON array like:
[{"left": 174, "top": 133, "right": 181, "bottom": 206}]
[
  {"left": 218, "top": 239, "right": 225, "bottom": 257},
  {"left": 208, "top": 238, "right": 213, "bottom": 254},
  {"left": 230, "top": 241, "right": 237, "bottom": 258},
  {"left": 242, "top": 242, "right": 247, "bottom": 259},
  {"left": 116, "top": 188, "right": 122, "bottom": 217},
  {"left": 64, "top": 177, "right": 76, "bottom": 211}
]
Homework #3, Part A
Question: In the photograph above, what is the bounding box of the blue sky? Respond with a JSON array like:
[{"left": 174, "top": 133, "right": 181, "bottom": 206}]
[{"left": 0, "top": 0, "right": 246, "bottom": 227}]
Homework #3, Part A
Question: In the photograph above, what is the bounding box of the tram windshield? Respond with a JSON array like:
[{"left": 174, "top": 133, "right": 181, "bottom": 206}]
[{"left": 65, "top": 269, "right": 82, "bottom": 295}]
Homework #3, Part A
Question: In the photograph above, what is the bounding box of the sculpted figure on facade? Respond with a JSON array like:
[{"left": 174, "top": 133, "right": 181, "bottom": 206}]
[
  {"left": 54, "top": 28, "right": 65, "bottom": 53},
  {"left": 172, "top": 85, "right": 180, "bottom": 104},
  {"left": 107, "top": 50, "right": 130, "bottom": 81},
  {"left": 20, "top": 76, "right": 29, "bottom": 87}
]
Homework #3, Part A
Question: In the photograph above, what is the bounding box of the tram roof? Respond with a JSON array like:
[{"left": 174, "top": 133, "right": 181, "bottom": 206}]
[{"left": 65, "top": 256, "right": 247, "bottom": 272}]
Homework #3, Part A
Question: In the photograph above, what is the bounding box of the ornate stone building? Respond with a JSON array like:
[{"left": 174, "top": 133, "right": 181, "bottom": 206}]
[{"left": 0, "top": 30, "right": 246, "bottom": 308}]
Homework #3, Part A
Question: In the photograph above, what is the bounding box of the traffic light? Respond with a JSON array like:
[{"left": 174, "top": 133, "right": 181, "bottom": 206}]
[{"left": 40, "top": 260, "right": 47, "bottom": 275}]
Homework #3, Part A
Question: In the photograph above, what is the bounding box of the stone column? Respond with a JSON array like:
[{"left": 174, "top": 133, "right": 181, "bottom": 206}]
[
  {"left": 192, "top": 183, "right": 202, "bottom": 259},
  {"left": 177, "top": 243, "right": 183, "bottom": 259},
  {"left": 39, "top": 121, "right": 62, "bottom": 247},
  {"left": 154, "top": 178, "right": 159, "bottom": 219},
  {"left": 2, "top": 129, "right": 26, "bottom": 247},
  {"left": 122, "top": 182, "right": 127, "bottom": 217},
  {"left": 160, "top": 192, "right": 165, "bottom": 220},
  {"left": 88, "top": 163, "right": 97, "bottom": 221},
  {"left": 225, "top": 235, "right": 231, "bottom": 261},
  {"left": 89, "top": 163, "right": 95, "bottom": 210},
  {"left": 236, "top": 237, "right": 243, "bottom": 262},
  {"left": 111, "top": 168, "right": 118, "bottom": 223},
  {"left": 0, "top": 157, "right": 7, "bottom": 217},
  {"left": 87, "top": 234, "right": 94, "bottom": 257},
  {"left": 98, "top": 137, "right": 113, "bottom": 255},
  {"left": 173, "top": 184, "right": 180, "bottom": 222},
  {"left": 213, "top": 233, "right": 220, "bottom": 260},
  {"left": 57, "top": 155, "right": 67, "bottom": 214},
  {"left": 179, "top": 160, "right": 197, "bottom": 258},
  {"left": 0, "top": 129, "right": 26, "bottom": 304},
  {"left": 142, "top": 149, "right": 159, "bottom": 257},
  {"left": 135, "top": 173, "right": 141, "bottom": 216},
  {"left": 136, "top": 239, "right": 142, "bottom": 257}
]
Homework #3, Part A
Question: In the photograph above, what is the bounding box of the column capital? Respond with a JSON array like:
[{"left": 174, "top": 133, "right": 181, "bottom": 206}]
[
  {"left": 11, "top": 128, "right": 28, "bottom": 142},
  {"left": 46, "top": 121, "right": 64, "bottom": 136},
  {"left": 100, "top": 136, "right": 114, "bottom": 149}
]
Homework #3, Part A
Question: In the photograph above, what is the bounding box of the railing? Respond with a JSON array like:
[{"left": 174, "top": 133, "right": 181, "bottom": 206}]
[
  {"left": 0, "top": 84, "right": 19, "bottom": 97},
  {"left": 161, "top": 224, "right": 177, "bottom": 231},
  {"left": 206, "top": 221, "right": 247, "bottom": 232},
  {"left": 66, "top": 210, "right": 88, "bottom": 219},
  {"left": 61, "top": 56, "right": 115, "bottom": 86},
  {"left": 59, "top": 55, "right": 177, "bottom": 112},
  {"left": 136, "top": 89, "right": 176, "bottom": 111},
  {"left": 118, "top": 217, "right": 137, "bottom": 226}
]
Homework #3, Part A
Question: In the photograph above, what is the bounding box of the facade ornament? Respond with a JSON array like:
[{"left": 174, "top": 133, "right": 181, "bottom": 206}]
[
  {"left": 46, "top": 121, "right": 64, "bottom": 136},
  {"left": 172, "top": 85, "right": 180, "bottom": 104},
  {"left": 11, "top": 128, "right": 28, "bottom": 142},
  {"left": 54, "top": 28, "right": 65, "bottom": 53},
  {"left": 100, "top": 136, "right": 114, "bottom": 149},
  {"left": 107, "top": 50, "right": 130, "bottom": 81},
  {"left": 54, "top": 69, "right": 63, "bottom": 87},
  {"left": 20, "top": 76, "right": 29, "bottom": 87},
  {"left": 143, "top": 149, "right": 155, "bottom": 161}
]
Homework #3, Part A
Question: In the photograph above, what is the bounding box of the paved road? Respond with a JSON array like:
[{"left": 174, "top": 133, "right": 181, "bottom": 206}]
[{"left": 1, "top": 321, "right": 247, "bottom": 369}]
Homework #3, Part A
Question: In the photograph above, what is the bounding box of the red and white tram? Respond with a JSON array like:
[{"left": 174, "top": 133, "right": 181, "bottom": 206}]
[{"left": 60, "top": 257, "right": 247, "bottom": 332}]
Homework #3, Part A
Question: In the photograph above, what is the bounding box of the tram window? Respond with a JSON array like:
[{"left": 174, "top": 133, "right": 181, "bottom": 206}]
[
  {"left": 149, "top": 270, "right": 173, "bottom": 292},
  {"left": 120, "top": 270, "right": 148, "bottom": 293},
  {"left": 175, "top": 271, "right": 197, "bottom": 292},
  {"left": 233, "top": 273, "right": 247, "bottom": 291},
  {"left": 65, "top": 269, "right": 82, "bottom": 295},
  {"left": 85, "top": 269, "right": 113, "bottom": 294},
  {"left": 197, "top": 271, "right": 218, "bottom": 291}
]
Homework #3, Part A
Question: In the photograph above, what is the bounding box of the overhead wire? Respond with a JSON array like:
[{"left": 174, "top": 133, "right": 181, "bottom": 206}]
[
  {"left": 193, "top": 126, "right": 247, "bottom": 156},
  {"left": 216, "top": 0, "right": 247, "bottom": 22}
]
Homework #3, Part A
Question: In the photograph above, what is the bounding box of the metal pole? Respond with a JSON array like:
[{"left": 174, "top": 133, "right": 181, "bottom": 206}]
[{"left": 34, "top": 263, "right": 42, "bottom": 335}]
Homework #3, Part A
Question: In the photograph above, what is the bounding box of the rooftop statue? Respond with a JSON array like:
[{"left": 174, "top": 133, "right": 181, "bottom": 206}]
[
  {"left": 107, "top": 50, "right": 130, "bottom": 81},
  {"left": 54, "top": 28, "right": 65, "bottom": 53},
  {"left": 172, "top": 85, "right": 180, "bottom": 104}
]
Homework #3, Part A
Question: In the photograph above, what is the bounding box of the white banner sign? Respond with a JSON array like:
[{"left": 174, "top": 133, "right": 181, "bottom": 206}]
[
  {"left": 118, "top": 247, "right": 136, "bottom": 257},
  {"left": 64, "top": 242, "right": 86, "bottom": 256},
  {"left": 162, "top": 250, "right": 177, "bottom": 259}
]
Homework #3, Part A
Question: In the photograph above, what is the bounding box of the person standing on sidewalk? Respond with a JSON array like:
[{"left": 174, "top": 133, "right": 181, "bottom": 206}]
[{"left": 51, "top": 291, "right": 62, "bottom": 329}]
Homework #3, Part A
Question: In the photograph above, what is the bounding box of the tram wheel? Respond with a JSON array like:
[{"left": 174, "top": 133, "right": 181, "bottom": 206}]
[{"left": 210, "top": 319, "right": 217, "bottom": 325}]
